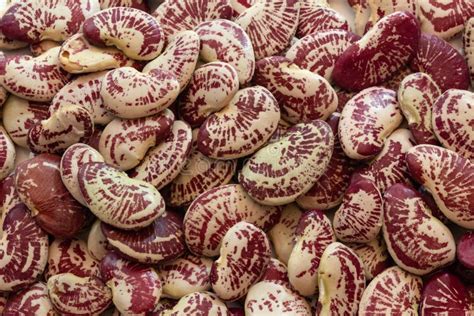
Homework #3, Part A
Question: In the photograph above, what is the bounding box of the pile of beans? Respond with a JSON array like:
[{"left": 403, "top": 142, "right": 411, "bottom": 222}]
[{"left": 0, "top": 0, "right": 473, "bottom": 315}]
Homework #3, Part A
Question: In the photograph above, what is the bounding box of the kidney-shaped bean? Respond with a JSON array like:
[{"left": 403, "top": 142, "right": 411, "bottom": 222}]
[
  {"left": 99, "top": 109, "right": 174, "bottom": 170},
  {"left": 15, "top": 154, "right": 89, "bottom": 238},
  {"left": 317, "top": 242, "right": 365, "bottom": 315},
  {"left": 83, "top": 7, "right": 165, "bottom": 60},
  {"left": 338, "top": 87, "right": 402, "bottom": 160},
  {"left": 101, "top": 209, "right": 186, "bottom": 264},
  {"left": 383, "top": 183, "right": 456, "bottom": 275},
  {"left": 240, "top": 120, "right": 334, "bottom": 206},
  {"left": 406, "top": 145, "right": 474, "bottom": 229},
  {"left": 153, "top": 0, "right": 232, "bottom": 39},
  {"left": 100, "top": 251, "right": 162, "bottom": 315},
  {"left": 333, "top": 179, "right": 383, "bottom": 243},
  {"left": 130, "top": 120, "right": 193, "bottom": 190},
  {"left": 210, "top": 222, "right": 271, "bottom": 301},
  {"left": 234, "top": 0, "right": 299, "bottom": 59},
  {"left": 27, "top": 104, "right": 94, "bottom": 154},
  {"left": 197, "top": 86, "right": 280, "bottom": 160},
  {"left": 101, "top": 67, "right": 180, "bottom": 119},
  {"left": 78, "top": 162, "right": 165, "bottom": 230},
  {"left": 286, "top": 29, "right": 360, "bottom": 82},
  {"left": 0, "top": 47, "right": 70, "bottom": 102},
  {"left": 359, "top": 266, "right": 422, "bottom": 315},
  {"left": 333, "top": 11, "right": 420, "bottom": 91},
  {"left": 253, "top": 56, "right": 337, "bottom": 124},
  {"left": 179, "top": 62, "right": 239, "bottom": 128},
  {"left": 47, "top": 273, "right": 112, "bottom": 316},
  {"left": 83, "top": 7, "right": 164, "bottom": 60},
  {"left": 184, "top": 184, "right": 280, "bottom": 257},
  {"left": 0, "top": 0, "right": 99, "bottom": 43},
  {"left": 195, "top": 19, "right": 255, "bottom": 85}
]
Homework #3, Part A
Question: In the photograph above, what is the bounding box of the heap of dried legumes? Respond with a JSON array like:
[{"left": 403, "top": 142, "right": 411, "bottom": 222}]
[{"left": 0, "top": 0, "right": 472, "bottom": 314}]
